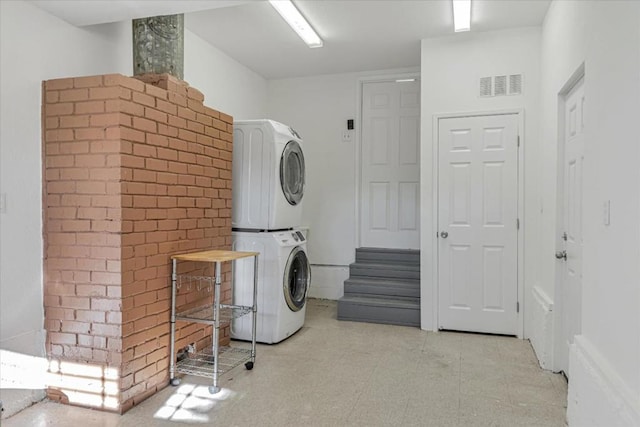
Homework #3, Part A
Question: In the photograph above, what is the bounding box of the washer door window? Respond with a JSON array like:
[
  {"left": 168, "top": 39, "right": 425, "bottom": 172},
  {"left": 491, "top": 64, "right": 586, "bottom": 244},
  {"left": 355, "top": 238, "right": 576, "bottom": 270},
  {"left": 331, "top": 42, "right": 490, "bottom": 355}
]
[
  {"left": 280, "top": 140, "right": 305, "bottom": 205},
  {"left": 283, "top": 246, "right": 310, "bottom": 312}
]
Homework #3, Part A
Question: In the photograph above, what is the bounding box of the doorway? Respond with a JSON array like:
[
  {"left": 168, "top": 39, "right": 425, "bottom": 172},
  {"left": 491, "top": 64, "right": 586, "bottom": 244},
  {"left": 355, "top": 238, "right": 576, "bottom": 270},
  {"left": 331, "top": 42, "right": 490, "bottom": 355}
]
[
  {"left": 555, "top": 76, "right": 585, "bottom": 375},
  {"left": 437, "top": 113, "right": 521, "bottom": 335},
  {"left": 359, "top": 79, "right": 420, "bottom": 249}
]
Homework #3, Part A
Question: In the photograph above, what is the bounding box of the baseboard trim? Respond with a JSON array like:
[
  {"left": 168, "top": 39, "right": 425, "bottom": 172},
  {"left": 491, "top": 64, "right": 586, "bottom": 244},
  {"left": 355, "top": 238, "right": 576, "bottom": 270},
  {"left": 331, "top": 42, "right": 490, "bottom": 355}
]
[
  {"left": 568, "top": 335, "right": 640, "bottom": 426},
  {"left": 529, "top": 285, "right": 554, "bottom": 369},
  {"left": 308, "top": 265, "right": 349, "bottom": 300}
]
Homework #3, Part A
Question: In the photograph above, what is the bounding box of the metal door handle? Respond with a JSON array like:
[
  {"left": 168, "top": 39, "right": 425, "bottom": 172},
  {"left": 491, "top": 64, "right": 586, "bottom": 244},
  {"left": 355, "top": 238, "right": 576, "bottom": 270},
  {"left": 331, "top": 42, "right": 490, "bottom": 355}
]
[
  {"left": 555, "top": 250, "right": 567, "bottom": 260},
  {"left": 440, "top": 231, "right": 448, "bottom": 239}
]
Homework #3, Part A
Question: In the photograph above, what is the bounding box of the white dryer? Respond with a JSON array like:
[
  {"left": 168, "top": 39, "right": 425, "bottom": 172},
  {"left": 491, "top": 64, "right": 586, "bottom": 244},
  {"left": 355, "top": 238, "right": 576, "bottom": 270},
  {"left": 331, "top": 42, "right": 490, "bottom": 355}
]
[
  {"left": 231, "top": 229, "right": 310, "bottom": 344},
  {"left": 232, "top": 119, "right": 305, "bottom": 231}
]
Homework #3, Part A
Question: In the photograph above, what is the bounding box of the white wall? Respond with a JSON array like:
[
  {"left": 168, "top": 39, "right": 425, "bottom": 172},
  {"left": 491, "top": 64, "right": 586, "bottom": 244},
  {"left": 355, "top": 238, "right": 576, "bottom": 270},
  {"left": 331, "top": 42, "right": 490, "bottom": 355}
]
[
  {"left": 540, "top": 1, "right": 640, "bottom": 424},
  {"left": 184, "top": 30, "right": 267, "bottom": 119},
  {"left": 0, "top": 2, "right": 267, "bottom": 417},
  {"left": 419, "top": 27, "right": 542, "bottom": 334},
  {"left": 0, "top": 1, "right": 131, "bottom": 417},
  {"left": 537, "top": 0, "right": 588, "bottom": 325},
  {"left": 267, "top": 68, "right": 418, "bottom": 299}
]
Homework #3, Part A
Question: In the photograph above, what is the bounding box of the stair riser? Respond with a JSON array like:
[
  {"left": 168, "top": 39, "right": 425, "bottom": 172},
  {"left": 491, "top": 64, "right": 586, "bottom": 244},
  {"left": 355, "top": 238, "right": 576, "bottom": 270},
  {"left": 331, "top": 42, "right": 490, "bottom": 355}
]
[
  {"left": 356, "top": 252, "right": 420, "bottom": 265},
  {"left": 344, "top": 283, "right": 419, "bottom": 298},
  {"left": 350, "top": 266, "right": 419, "bottom": 280},
  {"left": 337, "top": 301, "right": 420, "bottom": 327}
]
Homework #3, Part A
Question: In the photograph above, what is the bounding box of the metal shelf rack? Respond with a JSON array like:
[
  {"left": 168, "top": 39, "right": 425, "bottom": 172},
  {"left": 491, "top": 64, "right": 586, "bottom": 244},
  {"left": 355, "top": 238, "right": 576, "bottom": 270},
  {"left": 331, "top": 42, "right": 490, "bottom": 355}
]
[
  {"left": 169, "top": 250, "right": 259, "bottom": 394},
  {"left": 175, "top": 346, "right": 253, "bottom": 378},
  {"left": 176, "top": 304, "right": 252, "bottom": 325}
]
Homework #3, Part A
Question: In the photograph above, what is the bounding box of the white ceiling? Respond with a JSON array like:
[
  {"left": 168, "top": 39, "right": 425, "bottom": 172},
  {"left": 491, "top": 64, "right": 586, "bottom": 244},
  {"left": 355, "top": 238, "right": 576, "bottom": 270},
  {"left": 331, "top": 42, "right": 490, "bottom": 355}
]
[
  {"left": 30, "top": 0, "right": 551, "bottom": 80},
  {"left": 29, "top": 1, "right": 253, "bottom": 26}
]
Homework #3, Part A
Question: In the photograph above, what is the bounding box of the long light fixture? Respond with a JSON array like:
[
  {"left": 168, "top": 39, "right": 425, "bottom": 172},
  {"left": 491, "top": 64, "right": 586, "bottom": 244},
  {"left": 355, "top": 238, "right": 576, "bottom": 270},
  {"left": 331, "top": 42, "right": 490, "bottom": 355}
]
[
  {"left": 269, "top": 0, "right": 323, "bottom": 48},
  {"left": 452, "top": 0, "right": 471, "bottom": 32}
]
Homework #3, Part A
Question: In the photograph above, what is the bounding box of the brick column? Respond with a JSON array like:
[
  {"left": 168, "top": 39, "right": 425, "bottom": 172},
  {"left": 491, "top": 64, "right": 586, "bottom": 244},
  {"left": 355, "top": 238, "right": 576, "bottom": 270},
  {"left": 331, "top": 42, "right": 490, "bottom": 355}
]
[{"left": 42, "top": 73, "right": 233, "bottom": 413}]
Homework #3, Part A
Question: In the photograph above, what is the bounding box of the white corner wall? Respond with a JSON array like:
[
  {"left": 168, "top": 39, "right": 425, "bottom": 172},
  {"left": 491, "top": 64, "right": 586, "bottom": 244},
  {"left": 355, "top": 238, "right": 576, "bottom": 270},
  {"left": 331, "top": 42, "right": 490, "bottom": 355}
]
[
  {"left": 184, "top": 30, "right": 267, "bottom": 119},
  {"left": 0, "top": 2, "right": 267, "bottom": 418},
  {"left": 267, "top": 68, "right": 418, "bottom": 299},
  {"left": 419, "top": 27, "right": 542, "bottom": 335},
  {"left": 0, "top": 1, "right": 132, "bottom": 417},
  {"left": 540, "top": 1, "right": 640, "bottom": 425}
]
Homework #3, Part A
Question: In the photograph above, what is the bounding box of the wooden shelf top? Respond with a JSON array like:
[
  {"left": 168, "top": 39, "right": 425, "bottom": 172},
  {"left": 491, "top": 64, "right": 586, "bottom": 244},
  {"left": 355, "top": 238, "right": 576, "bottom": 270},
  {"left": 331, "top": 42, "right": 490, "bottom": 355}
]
[{"left": 171, "top": 250, "right": 259, "bottom": 262}]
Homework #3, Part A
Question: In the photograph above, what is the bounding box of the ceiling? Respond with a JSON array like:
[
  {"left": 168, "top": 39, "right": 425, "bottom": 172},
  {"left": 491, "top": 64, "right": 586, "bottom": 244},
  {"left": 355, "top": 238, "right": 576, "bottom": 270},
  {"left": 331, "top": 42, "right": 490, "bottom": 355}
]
[
  {"left": 30, "top": 0, "right": 551, "bottom": 80},
  {"left": 29, "top": 1, "right": 253, "bottom": 26}
]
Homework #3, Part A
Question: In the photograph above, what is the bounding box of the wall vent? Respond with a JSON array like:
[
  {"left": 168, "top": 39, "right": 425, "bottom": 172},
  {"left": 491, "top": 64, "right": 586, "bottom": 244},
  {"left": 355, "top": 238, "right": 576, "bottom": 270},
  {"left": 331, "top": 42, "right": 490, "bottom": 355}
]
[
  {"left": 509, "top": 74, "right": 523, "bottom": 95},
  {"left": 479, "top": 77, "right": 492, "bottom": 97},
  {"left": 479, "top": 74, "right": 524, "bottom": 97},
  {"left": 494, "top": 75, "right": 507, "bottom": 96}
]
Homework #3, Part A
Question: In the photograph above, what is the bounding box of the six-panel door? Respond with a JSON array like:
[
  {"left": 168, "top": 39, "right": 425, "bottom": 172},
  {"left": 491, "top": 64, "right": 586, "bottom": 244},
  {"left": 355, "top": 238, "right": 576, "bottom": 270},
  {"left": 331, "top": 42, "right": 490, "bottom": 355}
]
[
  {"left": 361, "top": 80, "right": 420, "bottom": 249},
  {"left": 437, "top": 114, "right": 519, "bottom": 335},
  {"left": 557, "top": 78, "right": 585, "bottom": 375}
]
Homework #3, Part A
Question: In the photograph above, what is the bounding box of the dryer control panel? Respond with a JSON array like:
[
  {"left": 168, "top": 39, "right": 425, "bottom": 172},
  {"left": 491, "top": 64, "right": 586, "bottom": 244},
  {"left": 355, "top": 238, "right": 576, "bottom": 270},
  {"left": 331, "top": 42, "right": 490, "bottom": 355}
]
[{"left": 274, "top": 230, "right": 306, "bottom": 246}]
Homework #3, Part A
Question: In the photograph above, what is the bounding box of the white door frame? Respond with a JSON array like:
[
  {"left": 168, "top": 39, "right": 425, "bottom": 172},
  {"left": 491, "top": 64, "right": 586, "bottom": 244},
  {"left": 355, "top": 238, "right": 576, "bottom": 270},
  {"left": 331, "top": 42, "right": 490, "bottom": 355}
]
[
  {"left": 432, "top": 109, "right": 525, "bottom": 338},
  {"left": 553, "top": 64, "right": 585, "bottom": 372},
  {"left": 355, "top": 72, "right": 421, "bottom": 249}
]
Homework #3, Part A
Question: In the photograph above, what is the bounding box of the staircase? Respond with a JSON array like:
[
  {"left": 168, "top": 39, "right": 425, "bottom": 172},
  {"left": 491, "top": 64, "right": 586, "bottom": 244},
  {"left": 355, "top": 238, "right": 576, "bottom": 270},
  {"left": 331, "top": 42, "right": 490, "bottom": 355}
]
[{"left": 337, "top": 247, "right": 420, "bottom": 327}]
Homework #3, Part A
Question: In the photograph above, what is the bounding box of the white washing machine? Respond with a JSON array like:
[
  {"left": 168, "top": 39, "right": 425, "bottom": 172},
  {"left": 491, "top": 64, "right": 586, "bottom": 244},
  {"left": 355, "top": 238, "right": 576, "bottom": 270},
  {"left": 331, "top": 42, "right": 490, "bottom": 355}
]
[
  {"left": 232, "top": 119, "right": 305, "bottom": 231},
  {"left": 231, "top": 229, "right": 310, "bottom": 344}
]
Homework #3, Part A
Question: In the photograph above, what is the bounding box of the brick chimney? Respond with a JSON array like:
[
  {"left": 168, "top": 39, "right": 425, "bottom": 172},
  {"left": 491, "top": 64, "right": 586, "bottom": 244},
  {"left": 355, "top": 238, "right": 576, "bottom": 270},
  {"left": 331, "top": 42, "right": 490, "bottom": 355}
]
[{"left": 42, "top": 72, "right": 233, "bottom": 413}]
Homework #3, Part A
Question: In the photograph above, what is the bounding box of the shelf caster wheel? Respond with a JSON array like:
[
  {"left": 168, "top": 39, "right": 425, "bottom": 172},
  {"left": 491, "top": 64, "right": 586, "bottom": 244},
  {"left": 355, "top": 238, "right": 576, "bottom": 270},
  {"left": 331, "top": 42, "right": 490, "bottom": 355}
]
[
  {"left": 208, "top": 386, "right": 221, "bottom": 394},
  {"left": 245, "top": 361, "right": 254, "bottom": 370},
  {"left": 170, "top": 378, "right": 181, "bottom": 386}
]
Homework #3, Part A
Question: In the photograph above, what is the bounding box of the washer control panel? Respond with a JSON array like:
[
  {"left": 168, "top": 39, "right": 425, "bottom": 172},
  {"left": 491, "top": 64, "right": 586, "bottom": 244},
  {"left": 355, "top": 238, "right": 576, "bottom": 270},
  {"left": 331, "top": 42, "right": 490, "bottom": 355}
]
[{"left": 274, "top": 230, "right": 306, "bottom": 246}]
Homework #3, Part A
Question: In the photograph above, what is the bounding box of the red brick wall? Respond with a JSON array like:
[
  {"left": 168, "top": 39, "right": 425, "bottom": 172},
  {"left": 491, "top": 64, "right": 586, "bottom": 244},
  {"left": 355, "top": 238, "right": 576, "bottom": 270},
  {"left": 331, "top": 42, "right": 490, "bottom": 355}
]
[{"left": 42, "top": 73, "right": 233, "bottom": 413}]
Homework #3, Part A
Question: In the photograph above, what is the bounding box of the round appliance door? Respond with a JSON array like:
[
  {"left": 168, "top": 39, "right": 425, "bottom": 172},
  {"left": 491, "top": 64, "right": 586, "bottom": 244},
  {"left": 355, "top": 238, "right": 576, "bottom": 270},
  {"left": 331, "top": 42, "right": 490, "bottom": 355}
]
[
  {"left": 283, "top": 246, "right": 310, "bottom": 312},
  {"left": 280, "top": 140, "right": 305, "bottom": 206}
]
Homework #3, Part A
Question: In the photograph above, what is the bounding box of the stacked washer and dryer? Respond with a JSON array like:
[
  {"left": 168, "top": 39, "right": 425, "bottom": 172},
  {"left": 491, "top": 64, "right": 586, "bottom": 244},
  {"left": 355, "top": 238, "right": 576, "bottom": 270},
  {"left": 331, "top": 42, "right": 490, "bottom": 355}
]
[{"left": 231, "top": 120, "right": 311, "bottom": 344}]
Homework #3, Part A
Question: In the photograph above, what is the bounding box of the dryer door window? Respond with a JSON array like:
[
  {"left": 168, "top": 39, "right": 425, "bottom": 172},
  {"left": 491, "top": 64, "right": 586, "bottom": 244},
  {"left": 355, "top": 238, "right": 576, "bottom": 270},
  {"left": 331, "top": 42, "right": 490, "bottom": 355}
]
[
  {"left": 283, "top": 246, "right": 310, "bottom": 312},
  {"left": 280, "top": 140, "right": 305, "bottom": 206}
]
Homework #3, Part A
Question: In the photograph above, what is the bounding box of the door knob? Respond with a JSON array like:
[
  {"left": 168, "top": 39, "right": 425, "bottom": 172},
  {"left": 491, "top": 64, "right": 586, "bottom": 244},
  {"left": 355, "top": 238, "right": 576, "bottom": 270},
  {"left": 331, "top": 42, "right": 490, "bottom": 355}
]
[
  {"left": 440, "top": 231, "right": 449, "bottom": 239},
  {"left": 555, "top": 250, "right": 567, "bottom": 260}
]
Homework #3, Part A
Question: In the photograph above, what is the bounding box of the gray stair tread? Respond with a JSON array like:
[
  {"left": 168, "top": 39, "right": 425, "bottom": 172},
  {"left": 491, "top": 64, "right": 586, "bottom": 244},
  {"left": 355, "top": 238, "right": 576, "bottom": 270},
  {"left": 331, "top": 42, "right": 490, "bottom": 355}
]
[
  {"left": 355, "top": 259, "right": 419, "bottom": 266},
  {"left": 337, "top": 295, "right": 420, "bottom": 327},
  {"left": 344, "top": 277, "right": 420, "bottom": 297},
  {"left": 350, "top": 262, "right": 420, "bottom": 280},
  {"left": 356, "top": 248, "right": 420, "bottom": 265},
  {"left": 337, "top": 317, "right": 420, "bottom": 327},
  {"left": 345, "top": 277, "right": 419, "bottom": 286},
  {"left": 338, "top": 295, "right": 420, "bottom": 309},
  {"left": 357, "top": 247, "right": 420, "bottom": 255},
  {"left": 350, "top": 262, "right": 420, "bottom": 271}
]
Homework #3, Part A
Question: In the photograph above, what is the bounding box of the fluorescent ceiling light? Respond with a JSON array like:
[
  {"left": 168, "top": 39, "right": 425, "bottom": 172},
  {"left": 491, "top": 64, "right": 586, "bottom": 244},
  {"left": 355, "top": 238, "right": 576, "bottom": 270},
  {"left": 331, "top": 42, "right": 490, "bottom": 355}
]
[
  {"left": 396, "top": 79, "right": 416, "bottom": 83},
  {"left": 452, "top": 0, "right": 471, "bottom": 32},
  {"left": 269, "top": 0, "right": 323, "bottom": 48}
]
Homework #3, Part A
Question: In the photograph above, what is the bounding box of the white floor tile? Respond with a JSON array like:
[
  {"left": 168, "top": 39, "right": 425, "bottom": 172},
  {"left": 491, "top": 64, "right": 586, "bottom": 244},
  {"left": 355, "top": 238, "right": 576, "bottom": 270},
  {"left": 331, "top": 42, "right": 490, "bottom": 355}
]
[{"left": 3, "top": 299, "right": 567, "bottom": 426}]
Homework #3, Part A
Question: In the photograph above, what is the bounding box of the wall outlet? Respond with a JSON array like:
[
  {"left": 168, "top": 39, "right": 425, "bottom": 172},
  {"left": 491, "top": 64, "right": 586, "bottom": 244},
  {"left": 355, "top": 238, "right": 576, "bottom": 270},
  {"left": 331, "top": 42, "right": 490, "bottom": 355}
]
[
  {"left": 0, "top": 193, "right": 6, "bottom": 213},
  {"left": 187, "top": 343, "right": 196, "bottom": 354},
  {"left": 342, "top": 130, "right": 353, "bottom": 142}
]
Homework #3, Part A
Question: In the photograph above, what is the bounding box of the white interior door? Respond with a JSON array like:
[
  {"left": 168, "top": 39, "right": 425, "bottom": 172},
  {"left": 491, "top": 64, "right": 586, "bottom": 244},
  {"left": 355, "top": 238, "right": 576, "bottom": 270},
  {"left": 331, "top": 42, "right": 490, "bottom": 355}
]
[
  {"left": 557, "top": 78, "right": 585, "bottom": 375},
  {"left": 360, "top": 80, "right": 420, "bottom": 249},
  {"left": 437, "top": 114, "right": 519, "bottom": 335}
]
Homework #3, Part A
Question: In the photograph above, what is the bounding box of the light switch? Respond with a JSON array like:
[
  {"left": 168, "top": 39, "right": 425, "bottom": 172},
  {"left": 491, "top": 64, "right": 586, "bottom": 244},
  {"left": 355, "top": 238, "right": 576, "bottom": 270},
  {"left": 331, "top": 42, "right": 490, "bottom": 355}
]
[
  {"left": 0, "top": 193, "right": 6, "bottom": 214},
  {"left": 603, "top": 200, "right": 610, "bottom": 226}
]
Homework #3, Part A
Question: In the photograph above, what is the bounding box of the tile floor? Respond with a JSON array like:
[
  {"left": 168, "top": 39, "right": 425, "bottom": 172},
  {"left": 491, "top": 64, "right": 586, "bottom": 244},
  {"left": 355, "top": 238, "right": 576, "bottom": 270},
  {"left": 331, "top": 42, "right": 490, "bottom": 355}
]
[{"left": 4, "top": 299, "right": 567, "bottom": 426}]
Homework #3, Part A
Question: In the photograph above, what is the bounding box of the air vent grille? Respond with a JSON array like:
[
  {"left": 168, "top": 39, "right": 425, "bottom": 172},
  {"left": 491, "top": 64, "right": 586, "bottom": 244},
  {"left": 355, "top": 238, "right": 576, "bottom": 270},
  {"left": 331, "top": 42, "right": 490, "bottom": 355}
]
[
  {"left": 494, "top": 75, "right": 507, "bottom": 96},
  {"left": 509, "top": 74, "right": 523, "bottom": 95},
  {"left": 479, "top": 77, "right": 492, "bottom": 97},
  {"left": 479, "top": 74, "right": 523, "bottom": 97}
]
